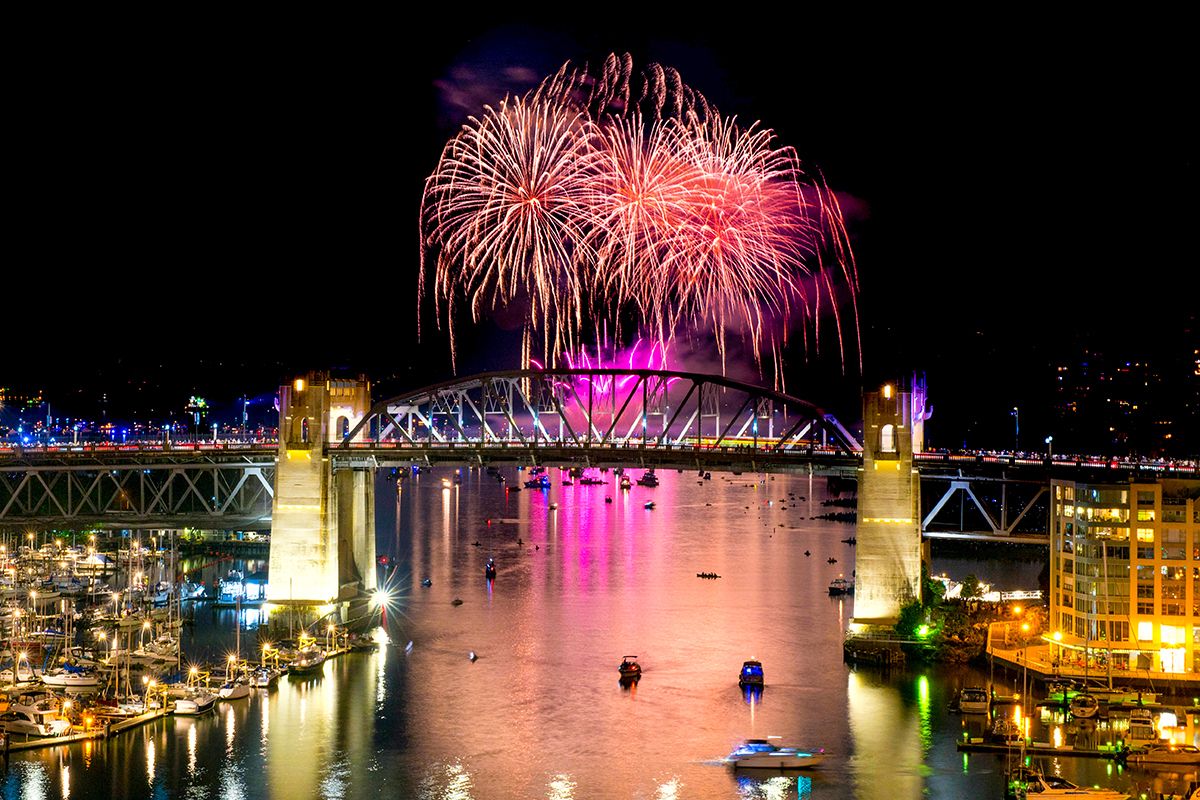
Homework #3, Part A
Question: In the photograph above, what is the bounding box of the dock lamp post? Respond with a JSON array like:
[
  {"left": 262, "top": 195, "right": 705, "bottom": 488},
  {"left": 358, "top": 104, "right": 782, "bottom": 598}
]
[
  {"left": 327, "top": 623, "right": 337, "bottom": 652},
  {"left": 1011, "top": 407, "right": 1020, "bottom": 453},
  {"left": 1045, "top": 435, "right": 1054, "bottom": 463}
]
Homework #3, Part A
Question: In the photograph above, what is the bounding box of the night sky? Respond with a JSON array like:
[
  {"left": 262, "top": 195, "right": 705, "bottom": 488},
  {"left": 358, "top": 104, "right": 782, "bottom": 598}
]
[{"left": 7, "top": 19, "right": 1196, "bottom": 451}]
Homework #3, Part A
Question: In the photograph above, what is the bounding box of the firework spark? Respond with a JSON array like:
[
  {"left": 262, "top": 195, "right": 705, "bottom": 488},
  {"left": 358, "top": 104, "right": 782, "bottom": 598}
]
[{"left": 420, "top": 54, "right": 860, "bottom": 378}]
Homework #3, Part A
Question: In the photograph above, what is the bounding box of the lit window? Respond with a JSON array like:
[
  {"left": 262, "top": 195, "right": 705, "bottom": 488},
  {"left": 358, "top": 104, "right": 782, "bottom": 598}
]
[
  {"left": 1137, "top": 621, "right": 1154, "bottom": 641},
  {"left": 880, "top": 424, "right": 895, "bottom": 453}
]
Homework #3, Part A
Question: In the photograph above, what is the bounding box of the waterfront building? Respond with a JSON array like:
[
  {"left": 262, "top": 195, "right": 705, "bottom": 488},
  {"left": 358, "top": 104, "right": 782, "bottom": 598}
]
[{"left": 1050, "top": 478, "right": 1200, "bottom": 674}]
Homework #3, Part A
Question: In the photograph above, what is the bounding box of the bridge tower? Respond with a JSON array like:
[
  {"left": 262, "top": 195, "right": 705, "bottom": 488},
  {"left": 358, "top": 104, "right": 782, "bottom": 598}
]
[
  {"left": 268, "top": 373, "right": 376, "bottom": 608},
  {"left": 853, "top": 383, "right": 923, "bottom": 622}
]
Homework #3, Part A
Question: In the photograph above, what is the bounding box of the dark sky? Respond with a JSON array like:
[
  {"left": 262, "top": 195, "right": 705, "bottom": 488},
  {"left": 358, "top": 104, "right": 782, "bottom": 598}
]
[{"left": 6, "top": 18, "right": 1196, "bottom": 448}]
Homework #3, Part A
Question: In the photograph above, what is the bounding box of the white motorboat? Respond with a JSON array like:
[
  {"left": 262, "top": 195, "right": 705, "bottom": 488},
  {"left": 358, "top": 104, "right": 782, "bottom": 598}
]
[
  {"left": 1126, "top": 707, "right": 1159, "bottom": 746},
  {"left": 5, "top": 691, "right": 72, "bottom": 736},
  {"left": 1126, "top": 743, "right": 1200, "bottom": 765},
  {"left": 725, "top": 739, "right": 825, "bottom": 770},
  {"left": 40, "top": 666, "right": 103, "bottom": 689},
  {"left": 956, "top": 686, "right": 989, "bottom": 714},
  {"left": 1007, "top": 767, "right": 1128, "bottom": 799},
  {"left": 218, "top": 680, "right": 251, "bottom": 701},
  {"left": 173, "top": 689, "right": 217, "bottom": 715},
  {"left": 1070, "top": 693, "right": 1099, "bottom": 719},
  {"left": 289, "top": 646, "right": 327, "bottom": 676},
  {"left": 249, "top": 667, "right": 281, "bottom": 688}
]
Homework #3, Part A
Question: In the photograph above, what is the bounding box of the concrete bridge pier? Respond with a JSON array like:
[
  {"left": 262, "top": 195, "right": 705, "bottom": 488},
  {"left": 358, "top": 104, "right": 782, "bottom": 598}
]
[
  {"left": 268, "top": 374, "right": 376, "bottom": 621},
  {"left": 852, "top": 382, "right": 924, "bottom": 624}
]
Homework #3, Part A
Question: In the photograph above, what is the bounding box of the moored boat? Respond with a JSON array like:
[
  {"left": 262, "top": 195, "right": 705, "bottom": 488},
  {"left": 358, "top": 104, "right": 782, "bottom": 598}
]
[
  {"left": 173, "top": 689, "right": 218, "bottom": 715},
  {"left": 1005, "top": 766, "right": 1128, "bottom": 799},
  {"left": 956, "top": 686, "right": 989, "bottom": 714},
  {"left": 1070, "top": 693, "right": 1099, "bottom": 719},
  {"left": 1126, "top": 743, "right": 1200, "bottom": 765}
]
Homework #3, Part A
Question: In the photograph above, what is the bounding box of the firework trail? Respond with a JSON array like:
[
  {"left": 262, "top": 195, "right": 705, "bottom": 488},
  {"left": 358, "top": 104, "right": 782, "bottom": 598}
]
[{"left": 421, "top": 54, "right": 860, "bottom": 378}]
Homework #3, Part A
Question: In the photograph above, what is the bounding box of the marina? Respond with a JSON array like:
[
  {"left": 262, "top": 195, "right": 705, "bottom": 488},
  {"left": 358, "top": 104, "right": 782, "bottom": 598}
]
[{"left": 0, "top": 469, "right": 1193, "bottom": 798}]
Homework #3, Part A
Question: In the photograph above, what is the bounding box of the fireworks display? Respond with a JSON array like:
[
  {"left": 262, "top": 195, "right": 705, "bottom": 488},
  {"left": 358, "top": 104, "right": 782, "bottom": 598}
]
[{"left": 421, "top": 53, "right": 860, "bottom": 379}]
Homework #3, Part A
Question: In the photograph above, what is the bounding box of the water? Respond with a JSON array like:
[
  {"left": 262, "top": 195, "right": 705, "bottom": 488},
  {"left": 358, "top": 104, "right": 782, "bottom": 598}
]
[{"left": 3, "top": 470, "right": 1191, "bottom": 798}]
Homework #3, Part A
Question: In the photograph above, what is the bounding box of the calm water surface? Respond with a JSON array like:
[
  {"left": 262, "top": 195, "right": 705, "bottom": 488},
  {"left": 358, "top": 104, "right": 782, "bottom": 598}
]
[{"left": 4, "top": 470, "right": 1189, "bottom": 799}]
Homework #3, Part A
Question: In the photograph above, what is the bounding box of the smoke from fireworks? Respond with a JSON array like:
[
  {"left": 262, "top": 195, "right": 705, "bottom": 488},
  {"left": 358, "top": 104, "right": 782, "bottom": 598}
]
[{"left": 421, "top": 54, "right": 860, "bottom": 380}]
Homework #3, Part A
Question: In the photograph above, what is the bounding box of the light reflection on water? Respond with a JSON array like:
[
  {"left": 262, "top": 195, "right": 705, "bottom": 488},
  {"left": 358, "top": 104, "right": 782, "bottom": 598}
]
[{"left": 3, "top": 470, "right": 1171, "bottom": 799}]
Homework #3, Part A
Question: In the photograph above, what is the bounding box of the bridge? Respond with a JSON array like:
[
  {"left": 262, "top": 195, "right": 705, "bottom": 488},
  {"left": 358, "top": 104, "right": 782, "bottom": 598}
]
[{"left": 3, "top": 369, "right": 1196, "bottom": 616}]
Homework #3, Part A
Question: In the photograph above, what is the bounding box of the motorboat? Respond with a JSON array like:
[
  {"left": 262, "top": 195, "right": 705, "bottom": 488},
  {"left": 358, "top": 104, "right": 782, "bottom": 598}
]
[
  {"left": 739, "top": 660, "right": 764, "bottom": 687},
  {"left": 1070, "top": 693, "right": 1099, "bottom": 719},
  {"left": 827, "top": 577, "right": 854, "bottom": 596},
  {"left": 218, "top": 679, "right": 251, "bottom": 701},
  {"left": 643, "top": 501, "right": 655, "bottom": 510},
  {"left": 618, "top": 655, "right": 642, "bottom": 681},
  {"left": 1126, "top": 707, "right": 1160, "bottom": 746},
  {"left": 348, "top": 632, "right": 379, "bottom": 651},
  {"left": 636, "top": 472, "right": 659, "bottom": 487},
  {"left": 0, "top": 710, "right": 72, "bottom": 737},
  {"left": 956, "top": 686, "right": 990, "bottom": 715},
  {"left": 619, "top": 476, "right": 632, "bottom": 490},
  {"left": 4, "top": 692, "right": 73, "bottom": 737},
  {"left": 990, "top": 716, "right": 1022, "bottom": 744},
  {"left": 289, "top": 645, "right": 327, "bottom": 676},
  {"left": 725, "top": 739, "right": 825, "bottom": 770},
  {"left": 485, "top": 558, "right": 497, "bottom": 579},
  {"left": 524, "top": 475, "right": 550, "bottom": 489},
  {"left": 249, "top": 667, "right": 281, "bottom": 688},
  {"left": 1126, "top": 743, "right": 1200, "bottom": 765},
  {"left": 1005, "top": 767, "right": 1128, "bottom": 799},
  {"left": 173, "top": 689, "right": 218, "bottom": 715},
  {"left": 40, "top": 664, "right": 104, "bottom": 689}
]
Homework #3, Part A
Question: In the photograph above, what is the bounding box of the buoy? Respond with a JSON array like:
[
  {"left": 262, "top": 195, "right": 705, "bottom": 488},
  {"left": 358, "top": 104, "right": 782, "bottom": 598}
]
[{"left": 468, "top": 651, "right": 477, "bottom": 662}]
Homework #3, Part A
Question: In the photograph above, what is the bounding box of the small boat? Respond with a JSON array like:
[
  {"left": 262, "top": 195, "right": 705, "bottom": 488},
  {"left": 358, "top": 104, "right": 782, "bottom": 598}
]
[
  {"left": 348, "top": 633, "right": 379, "bottom": 652},
  {"left": 739, "top": 660, "right": 764, "bottom": 687},
  {"left": 174, "top": 689, "right": 218, "bottom": 715},
  {"left": 1126, "top": 743, "right": 1200, "bottom": 765},
  {"left": 289, "top": 645, "right": 327, "bottom": 675},
  {"left": 619, "top": 476, "right": 632, "bottom": 490},
  {"left": 725, "top": 739, "right": 825, "bottom": 770},
  {"left": 1005, "top": 767, "right": 1128, "bottom": 799},
  {"left": 485, "top": 558, "right": 496, "bottom": 579},
  {"left": 644, "top": 501, "right": 655, "bottom": 510},
  {"left": 827, "top": 577, "right": 854, "bottom": 596},
  {"left": 636, "top": 472, "right": 659, "bottom": 487},
  {"left": 1126, "top": 707, "right": 1159, "bottom": 746},
  {"left": 218, "top": 680, "right": 251, "bottom": 701},
  {"left": 40, "top": 664, "right": 103, "bottom": 689},
  {"left": 523, "top": 475, "right": 550, "bottom": 489},
  {"left": 1070, "top": 693, "right": 1099, "bottom": 719},
  {"left": 618, "top": 655, "right": 642, "bottom": 680},
  {"left": 956, "top": 686, "right": 989, "bottom": 715},
  {"left": 249, "top": 667, "right": 281, "bottom": 688}
]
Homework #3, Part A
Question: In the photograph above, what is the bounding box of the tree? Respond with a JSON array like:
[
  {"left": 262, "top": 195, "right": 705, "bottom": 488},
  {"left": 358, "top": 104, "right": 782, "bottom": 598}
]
[{"left": 961, "top": 574, "right": 982, "bottom": 600}]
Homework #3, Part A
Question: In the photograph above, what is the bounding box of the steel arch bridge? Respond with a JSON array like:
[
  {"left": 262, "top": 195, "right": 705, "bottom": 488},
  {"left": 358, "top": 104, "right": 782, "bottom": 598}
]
[{"left": 336, "top": 368, "right": 861, "bottom": 471}]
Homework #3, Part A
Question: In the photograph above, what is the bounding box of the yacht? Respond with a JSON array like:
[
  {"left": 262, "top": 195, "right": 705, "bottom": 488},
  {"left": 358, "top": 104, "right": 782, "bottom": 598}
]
[
  {"left": 725, "top": 739, "right": 825, "bottom": 770},
  {"left": 218, "top": 679, "right": 251, "bottom": 701},
  {"left": 249, "top": 666, "right": 281, "bottom": 688},
  {"left": 635, "top": 472, "right": 659, "bottom": 487},
  {"left": 1006, "top": 767, "right": 1128, "bottom": 799},
  {"left": 1126, "top": 707, "right": 1160, "bottom": 746},
  {"left": 5, "top": 691, "right": 72, "bottom": 737},
  {"left": 956, "top": 687, "right": 990, "bottom": 715},
  {"left": 173, "top": 688, "right": 218, "bottom": 715},
  {"left": 1126, "top": 743, "right": 1200, "bottom": 765},
  {"left": 289, "top": 645, "right": 327, "bottom": 676},
  {"left": 40, "top": 665, "right": 104, "bottom": 689}
]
